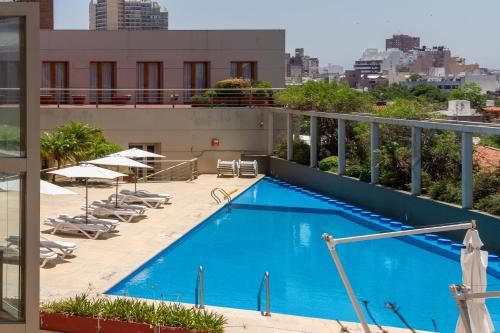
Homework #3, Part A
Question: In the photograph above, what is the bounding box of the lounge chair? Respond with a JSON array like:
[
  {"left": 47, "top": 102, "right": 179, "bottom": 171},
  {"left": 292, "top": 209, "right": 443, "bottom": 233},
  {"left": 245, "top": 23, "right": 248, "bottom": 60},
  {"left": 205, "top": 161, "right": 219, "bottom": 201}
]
[
  {"left": 40, "top": 248, "right": 59, "bottom": 268},
  {"left": 120, "top": 189, "right": 172, "bottom": 203},
  {"left": 59, "top": 213, "right": 120, "bottom": 231},
  {"left": 217, "top": 159, "right": 238, "bottom": 177},
  {"left": 6, "top": 235, "right": 78, "bottom": 259},
  {"left": 109, "top": 193, "right": 164, "bottom": 209},
  {"left": 92, "top": 200, "right": 147, "bottom": 214},
  {"left": 82, "top": 204, "right": 144, "bottom": 223},
  {"left": 238, "top": 160, "right": 258, "bottom": 177},
  {"left": 43, "top": 217, "right": 109, "bottom": 240}
]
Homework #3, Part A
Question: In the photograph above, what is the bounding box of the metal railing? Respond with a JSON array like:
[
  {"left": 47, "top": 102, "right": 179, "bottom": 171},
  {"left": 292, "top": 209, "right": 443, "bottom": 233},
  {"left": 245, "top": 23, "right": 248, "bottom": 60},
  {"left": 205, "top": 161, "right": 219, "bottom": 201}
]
[
  {"left": 138, "top": 159, "right": 198, "bottom": 182},
  {"left": 194, "top": 265, "right": 204, "bottom": 309},
  {"left": 0, "top": 88, "right": 285, "bottom": 108},
  {"left": 257, "top": 271, "right": 271, "bottom": 316},
  {"left": 210, "top": 187, "right": 233, "bottom": 212}
]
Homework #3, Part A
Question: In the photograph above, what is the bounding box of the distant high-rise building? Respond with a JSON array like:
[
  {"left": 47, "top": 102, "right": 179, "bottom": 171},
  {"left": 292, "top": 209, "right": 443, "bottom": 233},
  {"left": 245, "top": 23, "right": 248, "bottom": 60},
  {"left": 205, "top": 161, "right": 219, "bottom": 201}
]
[
  {"left": 14, "top": 0, "right": 53, "bottom": 29},
  {"left": 386, "top": 34, "right": 420, "bottom": 52},
  {"left": 89, "top": 0, "right": 168, "bottom": 31},
  {"left": 285, "top": 48, "right": 320, "bottom": 82}
]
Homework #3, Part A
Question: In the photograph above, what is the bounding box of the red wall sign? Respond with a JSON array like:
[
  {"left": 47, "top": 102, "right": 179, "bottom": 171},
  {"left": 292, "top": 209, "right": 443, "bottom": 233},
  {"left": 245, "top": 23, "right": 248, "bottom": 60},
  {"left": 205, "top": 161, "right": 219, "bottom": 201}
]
[{"left": 211, "top": 138, "right": 220, "bottom": 147}]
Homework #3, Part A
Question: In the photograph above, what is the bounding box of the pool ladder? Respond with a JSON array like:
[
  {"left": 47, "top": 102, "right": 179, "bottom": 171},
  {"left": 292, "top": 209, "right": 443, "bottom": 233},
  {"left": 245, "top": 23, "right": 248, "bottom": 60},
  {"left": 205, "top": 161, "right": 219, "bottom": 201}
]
[
  {"left": 194, "top": 267, "right": 271, "bottom": 317},
  {"left": 211, "top": 188, "right": 233, "bottom": 212}
]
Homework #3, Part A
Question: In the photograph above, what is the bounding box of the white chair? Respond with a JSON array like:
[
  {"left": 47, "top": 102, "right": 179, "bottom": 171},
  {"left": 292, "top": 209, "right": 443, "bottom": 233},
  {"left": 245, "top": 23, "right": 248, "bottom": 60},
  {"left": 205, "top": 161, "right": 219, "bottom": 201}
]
[
  {"left": 59, "top": 213, "right": 120, "bottom": 231},
  {"left": 92, "top": 200, "right": 147, "bottom": 214},
  {"left": 40, "top": 248, "right": 59, "bottom": 268},
  {"left": 109, "top": 193, "right": 164, "bottom": 209},
  {"left": 120, "top": 189, "right": 172, "bottom": 203},
  {"left": 43, "top": 217, "right": 109, "bottom": 240},
  {"left": 238, "top": 160, "right": 258, "bottom": 177},
  {"left": 217, "top": 159, "right": 237, "bottom": 177},
  {"left": 6, "top": 235, "right": 78, "bottom": 259},
  {"left": 82, "top": 204, "right": 144, "bottom": 223}
]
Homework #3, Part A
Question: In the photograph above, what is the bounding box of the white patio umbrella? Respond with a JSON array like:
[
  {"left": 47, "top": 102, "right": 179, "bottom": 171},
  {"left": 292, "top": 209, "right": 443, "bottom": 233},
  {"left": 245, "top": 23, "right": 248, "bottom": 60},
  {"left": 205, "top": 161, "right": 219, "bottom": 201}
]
[
  {"left": 110, "top": 148, "right": 165, "bottom": 192},
  {"left": 0, "top": 179, "right": 78, "bottom": 196},
  {"left": 86, "top": 156, "right": 152, "bottom": 206},
  {"left": 48, "top": 164, "right": 125, "bottom": 223},
  {"left": 455, "top": 229, "right": 494, "bottom": 333}
]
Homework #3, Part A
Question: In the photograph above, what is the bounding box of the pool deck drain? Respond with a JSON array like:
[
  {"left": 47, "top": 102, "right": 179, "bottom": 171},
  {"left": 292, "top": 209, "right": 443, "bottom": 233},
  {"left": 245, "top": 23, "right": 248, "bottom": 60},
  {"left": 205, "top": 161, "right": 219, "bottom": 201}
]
[{"left": 40, "top": 174, "right": 431, "bottom": 333}]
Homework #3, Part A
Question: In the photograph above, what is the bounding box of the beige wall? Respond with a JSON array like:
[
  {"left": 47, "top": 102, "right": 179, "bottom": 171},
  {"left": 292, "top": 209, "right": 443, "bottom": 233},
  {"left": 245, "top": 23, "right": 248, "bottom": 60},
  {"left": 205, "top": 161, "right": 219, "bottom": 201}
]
[
  {"left": 40, "top": 107, "right": 286, "bottom": 173},
  {"left": 40, "top": 29, "right": 286, "bottom": 89}
]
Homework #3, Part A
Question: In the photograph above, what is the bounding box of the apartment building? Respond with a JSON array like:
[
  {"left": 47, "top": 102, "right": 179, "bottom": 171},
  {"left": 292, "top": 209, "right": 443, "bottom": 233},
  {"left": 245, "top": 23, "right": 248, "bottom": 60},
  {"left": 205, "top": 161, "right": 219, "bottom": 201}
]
[
  {"left": 12, "top": 0, "right": 53, "bottom": 29},
  {"left": 40, "top": 29, "right": 285, "bottom": 103},
  {"left": 386, "top": 34, "right": 420, "bottom": 52},
  {"left": 89, "top": 0, "right": 168, "bottom": 30}
]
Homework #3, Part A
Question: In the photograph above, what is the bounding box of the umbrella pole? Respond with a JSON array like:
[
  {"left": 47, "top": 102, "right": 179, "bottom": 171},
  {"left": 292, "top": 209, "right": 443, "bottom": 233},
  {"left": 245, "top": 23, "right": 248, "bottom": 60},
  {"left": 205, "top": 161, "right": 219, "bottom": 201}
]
[
  {"left": 135, "top": 168, "right": 138, "bottom": 193},
  {"left": 116, "top": 166, "right": 119, "bottom": 208},
  {"left": 85, "top": 178, "right": 89, "bottom": 224}
]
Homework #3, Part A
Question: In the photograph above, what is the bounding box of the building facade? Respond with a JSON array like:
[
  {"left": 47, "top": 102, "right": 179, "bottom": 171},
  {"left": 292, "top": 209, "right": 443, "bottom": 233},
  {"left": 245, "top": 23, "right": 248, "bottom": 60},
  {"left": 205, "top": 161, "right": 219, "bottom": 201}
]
[
  {"left": 285, "top": 48, "right": 320, "bottom": 83},
  {"left": 13, "top": 0, "right": 53, "bottom": 29},
  {"left": 39, "top": 29, "right": 285, "bottom": 103},
  {"left": 385, "top": 34, "right": 420, "bottom": 52},
  {"left": 89, "top": 0, "right": 168, "bottom": 30},
  {"left": 0, "top": 3, "right": 40, "bottom": 332}
]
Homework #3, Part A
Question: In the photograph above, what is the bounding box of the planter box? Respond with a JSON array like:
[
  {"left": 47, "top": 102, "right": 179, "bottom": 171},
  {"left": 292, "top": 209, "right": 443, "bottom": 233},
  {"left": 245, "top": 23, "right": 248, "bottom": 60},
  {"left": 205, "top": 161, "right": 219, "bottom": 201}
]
[
  {"left": 71, "top": 95, "right": 86, "bottom": 105},
  {"left": 113, "top": 94, "right": 132, "bottom": 105},
  {"left": 40, "top": 312, "right": 211, "bottom": 333},
  {"left": 40, "top": 94, "right": 54, "bottom": 104}
]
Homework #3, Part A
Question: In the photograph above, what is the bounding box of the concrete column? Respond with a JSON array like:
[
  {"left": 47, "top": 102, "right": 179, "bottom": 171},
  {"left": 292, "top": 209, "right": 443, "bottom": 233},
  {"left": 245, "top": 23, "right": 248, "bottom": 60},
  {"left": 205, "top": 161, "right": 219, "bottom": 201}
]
[
  {"left": 461, "top": 132, "right": 473, "bottom": 209},
  {"left": 287, "top": 113, "right": 293, "bottom": 161},
  {"left": 310, "top": 116, "right": 318, "bottom": 168},
  {"left": 370, "top": 122, "right": 379, "bottom": 184},
  {"left": 267, "top": 111, "right": 274, "bottom": 155},
  {"left": 411, "top": 127, "right": 422, "bottom": 195},
  {"left": 338, "top": 119, "right": 346, "bottom": 175}
]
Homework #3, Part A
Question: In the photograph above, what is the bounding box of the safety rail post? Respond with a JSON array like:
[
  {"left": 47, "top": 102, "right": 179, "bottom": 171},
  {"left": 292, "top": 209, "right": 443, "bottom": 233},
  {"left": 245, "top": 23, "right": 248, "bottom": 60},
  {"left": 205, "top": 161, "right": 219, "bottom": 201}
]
[
  {"left": 370, "top": 122, "right": 379, "bottom": 184},
  {"left": 257, "top": 272, "right": 271, "bottom": 316},
  {"left": 310, "top": 116, "right": 318, "bottom": 168},
  {"left": 461, "top": 132, "right": 473, "bottom": 209},
  {"left": 411, "top": 127, "right": 422, "bottom": 195},
  {"left": 287, "top": 113, "right": 293, "bottom": 160},
  {"left": 338, "top": 119, "right": 346, "bottom": 175},
  {"left": 195, "top": 265, "right": 204, "bottom": 309}
]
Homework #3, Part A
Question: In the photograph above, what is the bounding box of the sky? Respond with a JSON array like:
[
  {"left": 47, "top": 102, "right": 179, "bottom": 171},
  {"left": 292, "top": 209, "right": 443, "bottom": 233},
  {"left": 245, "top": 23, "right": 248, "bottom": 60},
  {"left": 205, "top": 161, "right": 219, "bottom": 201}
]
[{"left": 54, "top": 0, "right": 500, "bottom": 70}]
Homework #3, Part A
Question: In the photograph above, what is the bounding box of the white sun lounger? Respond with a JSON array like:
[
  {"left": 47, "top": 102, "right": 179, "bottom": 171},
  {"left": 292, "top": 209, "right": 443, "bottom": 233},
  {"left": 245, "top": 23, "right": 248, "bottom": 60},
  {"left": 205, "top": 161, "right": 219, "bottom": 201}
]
[
  {"left": 238, "top": 160, "right": 258, "bottom": 177},
  {"left": 6, "top": 235, "right": 78, "bottom": 259},
  {"left": 217, "top": 159, "right": 238, "bottom": 177},
  {"left": 82, "top": 204, "right": 143, "bottom": 223},
  {"left": 92, "top": 200, "right": 147, "bottom": 214},
  {"left": 59, "top": 213, "right": 120, "bottom": 231},
  {"left": 109, "top": 193, "right": 164, "bottom": 209},
  {"left": 43, "top": 217, "right": 109, "bottom": 240},
  {"left": 120, "top": 189, "right": 172, "bottom": 203},
  {"left": 40, "top": 248, "right": 59, "bottom": 268}
]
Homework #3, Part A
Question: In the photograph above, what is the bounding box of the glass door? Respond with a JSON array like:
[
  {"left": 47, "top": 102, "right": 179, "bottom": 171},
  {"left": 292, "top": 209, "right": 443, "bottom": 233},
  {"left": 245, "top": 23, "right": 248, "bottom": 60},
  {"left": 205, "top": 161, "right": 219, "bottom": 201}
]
[
  {"left": 90, "top": 62, "right": 116, "bottom": 103},
  {"left": 137, "top": 62, "right": 162, "bottom": 104}
]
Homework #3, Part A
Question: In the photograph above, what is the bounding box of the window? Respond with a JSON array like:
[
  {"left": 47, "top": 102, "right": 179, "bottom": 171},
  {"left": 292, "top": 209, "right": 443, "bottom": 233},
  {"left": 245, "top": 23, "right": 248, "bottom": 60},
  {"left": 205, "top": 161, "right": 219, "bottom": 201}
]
[
  {"left": 42, "top": 62, "right": 68, "bottom": 103},
  {"left": 230, "top": 62, "right": 257, "bottom": 81},
  {"left": 136, "top": 62, "right": 162, "bottom": 104},
  {"left": 0, "top": 17, "right": 25, "bottom": 158},
  {"left": 183, "top": 62, "right": 209, "bottom": 101},
  {"left": 128, "top": 143, "right": 160, "bottom": 177},
  {"left": 90, "top": 62, "right": 116, "bottom": 103}
]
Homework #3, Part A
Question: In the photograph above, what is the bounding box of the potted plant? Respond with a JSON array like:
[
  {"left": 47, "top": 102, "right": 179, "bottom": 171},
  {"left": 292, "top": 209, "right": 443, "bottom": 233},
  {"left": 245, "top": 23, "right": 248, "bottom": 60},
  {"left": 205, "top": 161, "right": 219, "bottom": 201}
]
[
  {"left": 190, "top": 94, "right": 211, "bottom": 107},
  {"left": 40, "top": 295, "right": 226, "bottom": 333},
  {"left": 40, "top": 94, "right": 54, "bottom": 104},
  {"left": 250, "top": 81, "right": 272, "bottom": 106},
  {"left": 71, "top": 94, "right": 86, "bottom": 105},
  {"left": 213, "top": 78, "right": 251, "bottom": 106},
  {"left": 113, "top": 94, "right": 132, "bottom": 105}
]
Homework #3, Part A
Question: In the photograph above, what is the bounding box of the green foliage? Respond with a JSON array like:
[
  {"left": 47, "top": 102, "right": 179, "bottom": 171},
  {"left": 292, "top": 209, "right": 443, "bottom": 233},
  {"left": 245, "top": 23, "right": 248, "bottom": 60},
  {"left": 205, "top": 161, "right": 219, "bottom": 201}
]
[
  {"left": 318, "top": 156, "right": 338, "bottom": 172},
  {"left": 214, "top": 78, "right": 251, "bottom": 98},
  {"left": 345, "top": 163, "right": 371, "bottom": 183},
  {"left": 378, "top": 142, "right": 411, "bottom": 190},
  {"left": 190, "top": 94, "right": 211, "bottom": 104},
  {"left": 251, "top": 80, "right": 273, "bottom": 98},
  {"left": 409, "top": 84, "right": 448, "bottom": 103},
  {"left": 422, "top": 131, "right": 461, "bottom": 181},
  {"left": 0, "top": 126, "right": 21, "bottom": 152},
  {"left": 275, "top": 81, "right": 372, "bottom": 113},
  {"left": 476, "top": 194, "right": 500, "bottom": 216},
  {"left": 480, "top": 135, "right": 500, "bottom": 149},
  {"left": 370, "top": 84, "right": 410, "bottom": 101},
  {"left": 374, "top": 99, "right": 434, "bottom": 120},
  {"left": 40, "top": 122, "right": 120, "bottom": 167},
  {"left": 41, "top": 294, "right": 226, "bottom": 332},
  {"left": 428, "top": 180, "right": 461, "bottom": 205},
  {"left": 275, "top": 138, "right": 310, "bottom": 165},
  {"left": 449, "top": 82, "right": 486, "bottom": 108},
  {"left": 408, "top": 73, "right": 422, "bottom": 82}
]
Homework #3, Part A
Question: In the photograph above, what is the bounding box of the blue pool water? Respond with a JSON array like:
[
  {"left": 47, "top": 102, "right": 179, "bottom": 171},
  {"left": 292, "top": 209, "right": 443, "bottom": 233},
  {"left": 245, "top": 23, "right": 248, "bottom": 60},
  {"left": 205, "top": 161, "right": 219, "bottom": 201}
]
[{"left": 108, "top": 177, "right": 500, "bottom": 332}]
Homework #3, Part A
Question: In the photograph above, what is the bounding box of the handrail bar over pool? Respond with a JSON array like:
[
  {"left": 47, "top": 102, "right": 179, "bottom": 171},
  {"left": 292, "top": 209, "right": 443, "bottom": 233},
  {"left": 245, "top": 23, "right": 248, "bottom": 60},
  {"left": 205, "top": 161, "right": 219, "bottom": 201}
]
[{"left": 322, "top": 220, "right": 476, "bottom": 333}]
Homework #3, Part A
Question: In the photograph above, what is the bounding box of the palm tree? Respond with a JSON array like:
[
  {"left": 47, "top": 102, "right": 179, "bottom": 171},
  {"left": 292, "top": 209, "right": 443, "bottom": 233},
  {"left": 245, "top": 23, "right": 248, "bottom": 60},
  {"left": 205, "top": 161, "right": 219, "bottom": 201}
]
[{"left": 40, "top": 131, "right": 75, "bottom": 182}]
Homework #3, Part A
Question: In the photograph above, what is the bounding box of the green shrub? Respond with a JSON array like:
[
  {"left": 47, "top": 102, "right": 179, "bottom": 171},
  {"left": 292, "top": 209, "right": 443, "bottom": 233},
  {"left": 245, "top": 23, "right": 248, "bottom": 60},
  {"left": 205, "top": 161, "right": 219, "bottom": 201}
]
[
  {"left": 428, "top": 180, "right": 461, "bottom": 205},
  {"left": 275, "top": 138, "right": 310, "bottom": 165},
  {"left": 190, "top": 94, "right": 211, "bottom": 104},
  {"left": 476, "top": 194, "right": 500, "bottom": 216},
  {"left": 318, "top": 156, "right": 338, "bottom": 172},
  {"left": 251, "top": 80, "right": 272, "bottom": 98},
  {"left": 473, "top": 170, "right": 500, "bottom": 201},
  {"left": 345, "top": 164, "right": 371, "bottom": 183},
  {"left": 41, "top": 294, "right": 226, "bottom": 333},
  {"left": 214, "top": 78, "right": 251, "bottom": 99}
]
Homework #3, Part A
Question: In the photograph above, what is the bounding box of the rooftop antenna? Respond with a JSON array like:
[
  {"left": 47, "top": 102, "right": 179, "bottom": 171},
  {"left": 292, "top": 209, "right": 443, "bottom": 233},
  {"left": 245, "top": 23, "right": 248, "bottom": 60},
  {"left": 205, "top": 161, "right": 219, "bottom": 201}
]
[{"left": 385, "top": 302, "right": 416, "bottom": 333}]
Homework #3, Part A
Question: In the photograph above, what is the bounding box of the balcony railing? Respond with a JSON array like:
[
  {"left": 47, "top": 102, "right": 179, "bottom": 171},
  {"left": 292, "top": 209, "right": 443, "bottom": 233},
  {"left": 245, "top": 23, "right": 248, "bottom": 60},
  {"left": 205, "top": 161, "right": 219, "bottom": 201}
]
[{"left": 0, "top": 88, "right": 286, "bottom": 108}]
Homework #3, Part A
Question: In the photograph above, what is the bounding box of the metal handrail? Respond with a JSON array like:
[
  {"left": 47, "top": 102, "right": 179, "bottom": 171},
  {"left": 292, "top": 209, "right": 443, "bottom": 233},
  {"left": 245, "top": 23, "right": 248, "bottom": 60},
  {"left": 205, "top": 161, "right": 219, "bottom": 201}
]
[
  {"left": 210, "top": 188, "right": 233, "bottom": 211},
  {"left": 138, "top": 158, "right": 198, "bottom": 182},
  {"left": 194, "top": 265, "right": 204, "bottom": 309},
  {"left": 257, "top": 271, "right": 271, "bottom": 316}
]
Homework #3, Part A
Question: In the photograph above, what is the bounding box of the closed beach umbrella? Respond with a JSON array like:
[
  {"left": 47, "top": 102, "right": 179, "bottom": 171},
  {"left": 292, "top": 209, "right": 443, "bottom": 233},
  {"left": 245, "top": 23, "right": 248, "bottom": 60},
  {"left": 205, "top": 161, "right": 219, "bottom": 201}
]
[
  {"left": 455, "top": 229, "right": 494, "bottom": 333},
  {"left": 49, "top": 164, "right": 125, "bottom": 222},
  {"left": 86, "top": 156, "right": 152, "bottom": 206},
  {"left": 110, "top": 148, "right": 165, "bottom": 191}
]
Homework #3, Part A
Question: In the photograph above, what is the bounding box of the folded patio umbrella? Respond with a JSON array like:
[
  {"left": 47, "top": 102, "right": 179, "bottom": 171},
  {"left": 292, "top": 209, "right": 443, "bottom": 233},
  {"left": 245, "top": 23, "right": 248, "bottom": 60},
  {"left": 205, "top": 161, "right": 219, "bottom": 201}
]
[
  {"left": 109, "top": 148, "right": 165, "bottom": 192},
  {"left": 48, "top": 164, "right": 125, "bottom": 223},
  {"left": 86, "top": 156, "right": 152, "bottom": 206},
  {"left": 455, "top": 229, "right": 494, "bottom": 333}
]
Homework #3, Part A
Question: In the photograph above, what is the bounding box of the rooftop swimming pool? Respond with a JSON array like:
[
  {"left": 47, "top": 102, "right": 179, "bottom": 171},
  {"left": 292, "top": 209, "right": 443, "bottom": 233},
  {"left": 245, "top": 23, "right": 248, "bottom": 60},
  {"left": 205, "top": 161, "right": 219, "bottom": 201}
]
[{"left": 107, "top": 177, "right": 500, "bottom": 332}]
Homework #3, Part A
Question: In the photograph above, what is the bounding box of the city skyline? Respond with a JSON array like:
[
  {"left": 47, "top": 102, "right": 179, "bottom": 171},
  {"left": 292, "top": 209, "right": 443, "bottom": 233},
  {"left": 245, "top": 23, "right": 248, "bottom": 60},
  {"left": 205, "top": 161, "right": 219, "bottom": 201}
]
[{"left": 54, "top": 0, "right": 499, "bottom": 70}]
